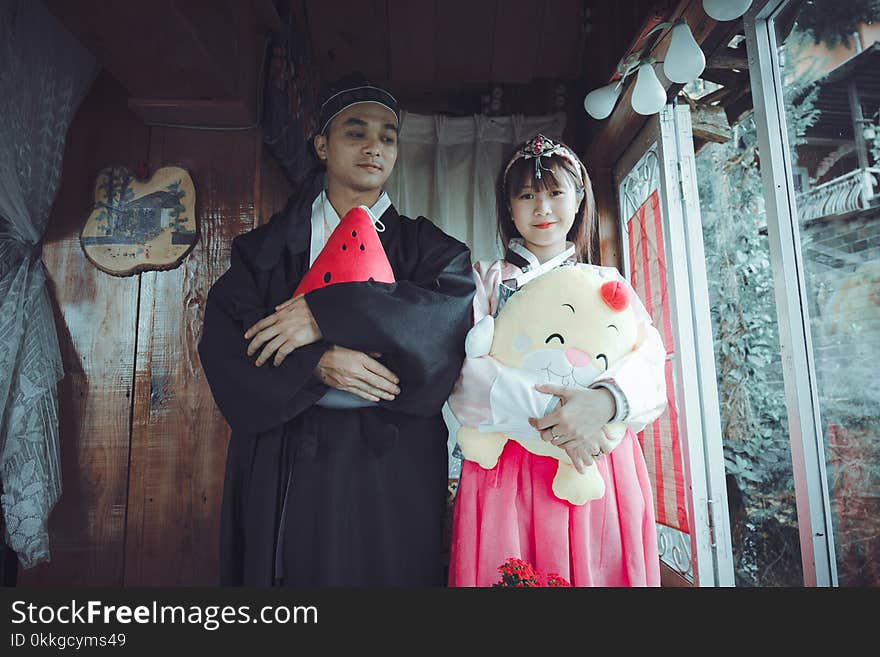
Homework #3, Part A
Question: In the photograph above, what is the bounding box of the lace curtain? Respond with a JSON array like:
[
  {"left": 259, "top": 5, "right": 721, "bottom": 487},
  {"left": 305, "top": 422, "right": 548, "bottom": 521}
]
[{"left": 0, "top": 0, "right": 97, "bottom": 568}]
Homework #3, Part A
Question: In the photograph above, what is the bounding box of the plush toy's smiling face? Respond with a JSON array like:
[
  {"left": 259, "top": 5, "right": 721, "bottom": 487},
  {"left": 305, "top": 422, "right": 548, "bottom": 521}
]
[{"left": 491, "top": 266, "right": 639, "bottom": 387}]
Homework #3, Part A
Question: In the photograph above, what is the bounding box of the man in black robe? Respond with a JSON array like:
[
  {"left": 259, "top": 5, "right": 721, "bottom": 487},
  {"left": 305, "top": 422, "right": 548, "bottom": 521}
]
[{"left": 198, "top": 76, "right": 475, "bottom": 586}]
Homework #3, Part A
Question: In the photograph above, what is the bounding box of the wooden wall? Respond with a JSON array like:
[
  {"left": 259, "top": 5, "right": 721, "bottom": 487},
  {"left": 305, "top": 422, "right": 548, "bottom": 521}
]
[{"left": 18, "top": 70, "right": 291, "bottom": 586}]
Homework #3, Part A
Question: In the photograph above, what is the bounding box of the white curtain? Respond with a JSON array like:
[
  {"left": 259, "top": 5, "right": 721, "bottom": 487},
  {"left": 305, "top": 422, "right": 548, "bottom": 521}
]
[
  {"left": 386, "top": 111, "right": 567, "bottom": 476},
  {"left": 0, "top": 0, "right": 97, "bottom": 568},
  {"left": 386, "top": 111, "right": 567, "bottom": 263}
]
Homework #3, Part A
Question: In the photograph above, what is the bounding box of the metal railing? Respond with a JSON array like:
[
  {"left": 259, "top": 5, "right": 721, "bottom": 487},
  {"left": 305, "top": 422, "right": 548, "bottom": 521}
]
[{"left": 797, "top": 167, "right": 880, "bottom": 222}]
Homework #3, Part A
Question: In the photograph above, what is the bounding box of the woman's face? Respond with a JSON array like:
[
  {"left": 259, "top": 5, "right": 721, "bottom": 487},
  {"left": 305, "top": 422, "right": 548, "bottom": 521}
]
[{"left": 509, "top": 167, "right": 581, "bottom": 254}]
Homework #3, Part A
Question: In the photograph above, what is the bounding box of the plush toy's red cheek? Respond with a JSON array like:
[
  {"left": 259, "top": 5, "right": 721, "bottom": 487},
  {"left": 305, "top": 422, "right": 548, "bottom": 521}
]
[{"left": 600, "top": 281, "right": 630, "bottom": 312}]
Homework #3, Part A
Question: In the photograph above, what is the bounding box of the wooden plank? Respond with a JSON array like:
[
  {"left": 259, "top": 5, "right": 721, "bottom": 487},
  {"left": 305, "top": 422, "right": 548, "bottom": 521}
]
[
  {"left": 123, "top": 127, "right": 258, "bottom": 586},
  {"left": 168, "top": 0, "right": 239, "bottom": 99},
  {"left": 706, "top": 48, "right": 749, "bottom": 71},
  {"left": 256, "top": 140, "right": 294, "bottom": 228},
  {"left": 699, "top": 68, "right": 746, "bottom": 87},
  {"left": 18, "top": 71, "right": 148, "bottom": 586},
  {"left": 127, "top": 98, "right": 255, "bottom": 128},
  {"left": 534, "top": 0, "right": 582, "bottom": 80},
  {"left": 690, "top": 102, "right": 732, "bottom": 143},
  {"left": 434, "top": 0, "right": 495, "bottom": 86},
  {"left": 45, "top": 0, "right": 233, "bottom": 100},
  {"left": 387, "top": 0, "right": 437, "bottom": 87},
  {"left": 307, "top": 0, "right": 389, "bottom": 84},
  {"left": 726, "top": 88, "right": 753, "bottom": 126},
  {"left": 491, "top": 0, "right": 537, "bottom": 83},
  {"left": 590, "top": 167, "right": 621, "bottom": 270},
  {"left": 127, "top": 3, "right": 264, "bottom": 126}
]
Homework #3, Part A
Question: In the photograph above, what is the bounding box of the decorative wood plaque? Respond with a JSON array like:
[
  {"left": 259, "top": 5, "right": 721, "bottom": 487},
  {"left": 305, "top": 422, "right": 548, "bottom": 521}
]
[{"left": 80, "top": 166, "right": 198, "bottom": 276}]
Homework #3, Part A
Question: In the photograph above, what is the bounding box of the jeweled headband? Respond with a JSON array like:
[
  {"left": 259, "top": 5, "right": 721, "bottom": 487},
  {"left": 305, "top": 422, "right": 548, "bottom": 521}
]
[
  {"left": 318, "top": 84, "right": 401, "bottom": 135},
  {"left": 502, "top": 133, "right": 586, "bottom": 190}
]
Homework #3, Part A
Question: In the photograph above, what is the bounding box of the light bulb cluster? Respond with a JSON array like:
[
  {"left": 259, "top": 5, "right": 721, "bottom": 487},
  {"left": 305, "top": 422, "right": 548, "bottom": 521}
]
[{"left": 583, "top": 1, "right": 753, "bottom": 120}]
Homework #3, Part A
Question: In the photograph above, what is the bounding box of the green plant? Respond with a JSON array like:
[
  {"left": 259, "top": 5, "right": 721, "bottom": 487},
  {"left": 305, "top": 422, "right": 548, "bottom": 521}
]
[{"left": 797, "top": 0, "right": 880, "bottom": 48}]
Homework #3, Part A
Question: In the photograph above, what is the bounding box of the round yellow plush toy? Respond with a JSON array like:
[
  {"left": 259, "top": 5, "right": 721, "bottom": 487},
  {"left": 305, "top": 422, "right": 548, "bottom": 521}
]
[{"left": 456, "top": 264, "right": 640, "bottom": 505}]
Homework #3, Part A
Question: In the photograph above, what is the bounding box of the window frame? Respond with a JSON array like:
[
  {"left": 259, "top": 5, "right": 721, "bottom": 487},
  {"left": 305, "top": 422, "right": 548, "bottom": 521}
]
[{"left": 744, "top": 0, "right": 838, "bottom": 587}]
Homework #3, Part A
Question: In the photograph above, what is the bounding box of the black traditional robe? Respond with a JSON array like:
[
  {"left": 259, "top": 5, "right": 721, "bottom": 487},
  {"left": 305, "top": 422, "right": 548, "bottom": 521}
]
[{"left": 198, "top": 170, "right": 475, "bottom": 586}]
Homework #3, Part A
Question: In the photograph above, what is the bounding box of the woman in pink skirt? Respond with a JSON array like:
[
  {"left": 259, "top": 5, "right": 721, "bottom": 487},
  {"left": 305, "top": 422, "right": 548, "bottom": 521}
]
[{"left": 447, "top": 134, "right": 668, "bottom": 587}]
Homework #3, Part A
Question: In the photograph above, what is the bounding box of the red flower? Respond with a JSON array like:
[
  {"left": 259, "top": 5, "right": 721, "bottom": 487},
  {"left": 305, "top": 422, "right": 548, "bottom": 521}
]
[
  {"left": 494, "top": 558, "right": 571, "bottom": 587},
  {"left": 494, "top": 557, "right": 541, "bottom": 587},
  {"left": 545, "top": 573, "right": 572, "bottom": 587}
]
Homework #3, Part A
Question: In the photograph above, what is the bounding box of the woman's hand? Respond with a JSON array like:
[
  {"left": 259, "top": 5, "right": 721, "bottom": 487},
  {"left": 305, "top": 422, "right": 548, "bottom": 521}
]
[
  {"left": 528, "top": 384, "right": 618, "bottom": 473},
  {"left": 315, "top": 346, "right": 400, "bottom": 402},
  {"left": 245, "top": 296, "right": 322, "bottom": 367}
]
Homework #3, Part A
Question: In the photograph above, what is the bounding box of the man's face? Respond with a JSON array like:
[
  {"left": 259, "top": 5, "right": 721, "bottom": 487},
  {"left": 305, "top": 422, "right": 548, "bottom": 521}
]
[{"left": 314, "top": 103, "right": 399, "bottom": 195}]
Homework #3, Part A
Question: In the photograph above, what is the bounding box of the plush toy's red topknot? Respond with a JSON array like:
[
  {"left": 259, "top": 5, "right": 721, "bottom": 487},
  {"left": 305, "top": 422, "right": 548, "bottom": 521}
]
[{"left": 600, "top": 280, "right": 630, "bottom": 312}]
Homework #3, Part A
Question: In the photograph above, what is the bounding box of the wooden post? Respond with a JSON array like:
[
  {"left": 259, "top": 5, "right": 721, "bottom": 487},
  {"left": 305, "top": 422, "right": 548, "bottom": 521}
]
[{"left": 847, "top": 79, "right": 874, "bottom": 204}]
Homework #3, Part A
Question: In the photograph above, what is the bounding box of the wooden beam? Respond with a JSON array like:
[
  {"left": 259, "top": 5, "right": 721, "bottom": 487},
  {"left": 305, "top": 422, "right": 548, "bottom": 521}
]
[
  {"left": 725, "top": 89, "right": 754, "bottom": 126},
  {"left": 700, "top": 68, "right": 747, "bottom": 88},
  {"left": 698, "top": 85, "right": 735, "bottom": 105},
  {"left": 127, "top": 98, "right": 256, "bottom": 128},
  {"left": 707, "top": 48, "right": 749, "bottom": 71},
  {"left": 691, "top": 102, "right": 732, "bottom": 144},
  {"left": 592, "top": 167, "right": 621, "bottom": 269},
  {"left": 614, "top": 1, "right": 683, "bottom": 81}
]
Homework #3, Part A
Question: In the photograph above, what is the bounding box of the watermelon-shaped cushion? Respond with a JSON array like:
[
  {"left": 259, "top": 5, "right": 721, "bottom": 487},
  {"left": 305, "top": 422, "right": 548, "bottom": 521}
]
[{"left": 292, "top": 205, "right": 395, "bottom": 298}]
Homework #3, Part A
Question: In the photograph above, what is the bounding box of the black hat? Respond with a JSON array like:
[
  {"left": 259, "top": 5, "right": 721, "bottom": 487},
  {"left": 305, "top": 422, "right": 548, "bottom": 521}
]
[{"left": 317, "top": 72, "right": 400, "bottom": 135}]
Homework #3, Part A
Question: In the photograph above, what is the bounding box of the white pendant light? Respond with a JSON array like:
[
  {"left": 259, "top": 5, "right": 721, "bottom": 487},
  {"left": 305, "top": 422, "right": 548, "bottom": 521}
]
[
  {"left": 702, "top": 0, "right": 753, "bottom": 21},
  {"left": 583, "top": 81, "right": 623, "bottom": 120},
  {"left": 631, "top": 59, "right": 667, "bottom": 115},
  {"left": 664, "top": 18, "right": 706, "bottom": 84}
]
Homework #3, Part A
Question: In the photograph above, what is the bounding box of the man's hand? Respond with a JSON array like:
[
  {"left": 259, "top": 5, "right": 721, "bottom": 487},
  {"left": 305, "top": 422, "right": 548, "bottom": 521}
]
[
  {"left": 528, "top": 384, "right": 618, "bottom": 473},
  {"left": 315, "top": 346, "right": 401, "bottom": 402},
  {"left": 245, "top": 296, "right": 322, "bottom": 367}
]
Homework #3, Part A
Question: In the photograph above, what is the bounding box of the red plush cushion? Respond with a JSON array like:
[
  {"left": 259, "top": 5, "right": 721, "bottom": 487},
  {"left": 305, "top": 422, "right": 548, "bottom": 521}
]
[{"left": 293, "top": 206, "right": 395, "bottom": 297}]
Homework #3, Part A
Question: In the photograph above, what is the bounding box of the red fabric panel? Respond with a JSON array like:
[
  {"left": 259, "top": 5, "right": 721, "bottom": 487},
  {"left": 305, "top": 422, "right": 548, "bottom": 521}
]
[{"left": 626, "top": 190, "right": 690, "bottom": 533}]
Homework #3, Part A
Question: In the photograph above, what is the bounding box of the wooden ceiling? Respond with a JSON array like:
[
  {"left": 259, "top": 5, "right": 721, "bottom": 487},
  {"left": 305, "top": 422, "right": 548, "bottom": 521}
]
[
  {"left": 46, "top": 0, "right": 760, "bottom": 164},
  {"left": 303, "top": 0, "right": 662, "bottom": 116},
  {"left": 306, "top": 0, "right": 583, "bottom": 105},
  {"left": 44, "top": 0, "right": 279, "bottom": 126},
  {"left": 44, "top": 0, "right": 660, "bottom": 133}
]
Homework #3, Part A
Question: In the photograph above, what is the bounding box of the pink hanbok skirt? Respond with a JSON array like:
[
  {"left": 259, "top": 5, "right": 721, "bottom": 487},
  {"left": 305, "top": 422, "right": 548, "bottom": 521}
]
[{"left": 448, "top": 431, "right": 660, "bottom": 587}]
